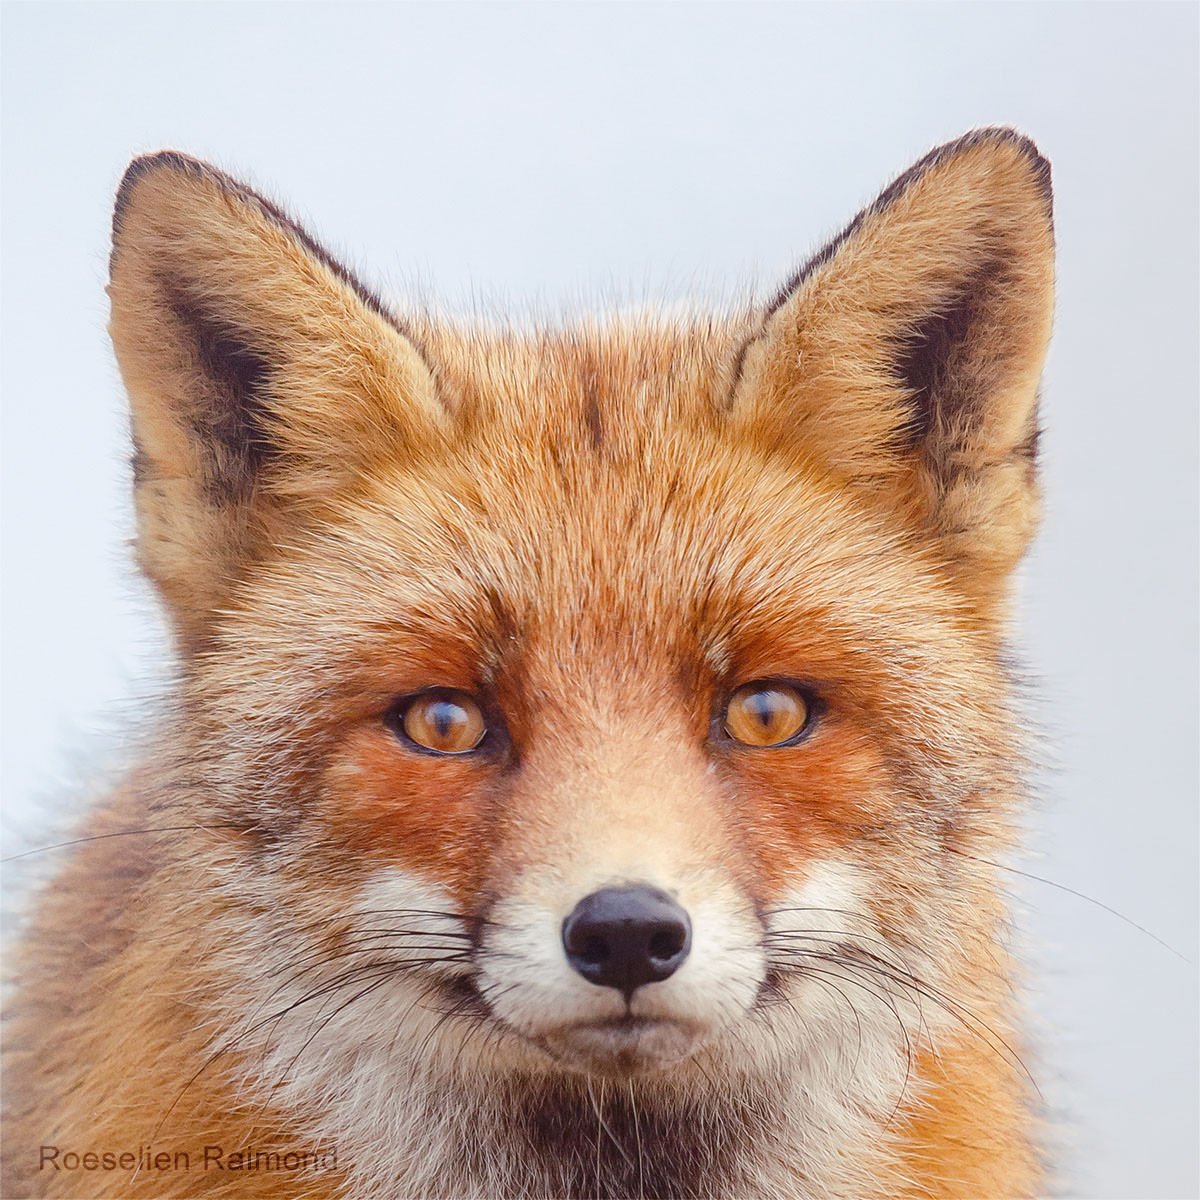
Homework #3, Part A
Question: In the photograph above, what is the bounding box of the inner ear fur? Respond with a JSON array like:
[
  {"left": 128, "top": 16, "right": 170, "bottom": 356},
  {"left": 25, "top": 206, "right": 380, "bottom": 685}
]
[
  {"left": 109, "top": 152, "right": 445, "bottom": 650},
  {"left": 732, "top": 128, "right": 1055, "bottom": 614}
]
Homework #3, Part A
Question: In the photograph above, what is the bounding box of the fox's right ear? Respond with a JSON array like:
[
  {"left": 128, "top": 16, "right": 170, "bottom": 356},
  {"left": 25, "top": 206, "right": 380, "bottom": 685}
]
[{"left": 109, "top": 153, "right": 445, "bottom": 651}]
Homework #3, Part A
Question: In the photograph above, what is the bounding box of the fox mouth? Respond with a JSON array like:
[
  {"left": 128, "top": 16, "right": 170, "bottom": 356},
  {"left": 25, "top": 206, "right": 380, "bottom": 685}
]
[
  {"left": 533, "top": 1014, "right": 707, "bottom": 1077},
  {"left": 438, "top": 969, "right": 706, "bottom": 1076}
]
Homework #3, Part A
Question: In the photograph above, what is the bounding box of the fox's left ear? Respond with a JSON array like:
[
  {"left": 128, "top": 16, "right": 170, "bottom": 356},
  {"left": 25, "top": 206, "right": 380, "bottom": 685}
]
[{"left": 732, "top": 129, "right": 1054, "bottom": 614}]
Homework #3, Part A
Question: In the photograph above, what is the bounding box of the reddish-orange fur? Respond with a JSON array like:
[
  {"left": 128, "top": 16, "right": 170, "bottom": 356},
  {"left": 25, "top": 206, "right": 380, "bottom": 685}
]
[{"left": 4, "top": 130, "right": 1054, "bottom": 1199}]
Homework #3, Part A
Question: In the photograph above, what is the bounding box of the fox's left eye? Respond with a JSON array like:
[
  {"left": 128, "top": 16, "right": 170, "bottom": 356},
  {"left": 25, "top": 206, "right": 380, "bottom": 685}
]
[
  {"left": 390, "top": 690, "right": 487, "bottom": 755},
  {"left": 724, "top": 682, "right": 813, "bottom": 748}
]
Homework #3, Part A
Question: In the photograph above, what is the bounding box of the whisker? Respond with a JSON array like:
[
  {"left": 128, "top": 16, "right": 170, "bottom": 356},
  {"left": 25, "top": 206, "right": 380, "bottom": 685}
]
[
  {"left": 148, "top": 951, "right": 465, "bottom": 1147},
  {"left": 413, "top": 981, "right": 493, "bottom": 1064},
  {"left": 2, "top": 824, "right": 247, "bottom": 863},
  {"left": 350, "top": 907, "right": 493, "bottom": 929},
  {"left": 946, "top": 846, "right": 1187, "bottom": 961},
  {"left": 271, "top": 966, "right": 403, "bottom": 1090},
  {"left": 777, "top": 946, "right": 1038, "bottom": 1096},
  {"left": 764, "top": 926, "right": 916, "bottom": 970},
  {"left": 442, "top": 984, "right": 517, "bottom": 1075},
  {"left": 246, "top": 949, "right": 469, "bottom": 1033},
  {"left": 763, "top": 906, "right": 918, "bottom": 946}
]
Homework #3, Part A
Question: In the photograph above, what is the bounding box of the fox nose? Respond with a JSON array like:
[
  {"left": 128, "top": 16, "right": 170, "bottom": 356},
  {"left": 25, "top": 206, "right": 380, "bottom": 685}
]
[{"left": 562, "top": 885, "right": 692, "bottom": 997}]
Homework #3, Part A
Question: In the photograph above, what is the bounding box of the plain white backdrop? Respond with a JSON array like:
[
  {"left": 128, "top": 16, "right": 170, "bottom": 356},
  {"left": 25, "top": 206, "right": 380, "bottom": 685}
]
[{"left": 2, "top": 4, "right": 1197, "bottom": 1197}]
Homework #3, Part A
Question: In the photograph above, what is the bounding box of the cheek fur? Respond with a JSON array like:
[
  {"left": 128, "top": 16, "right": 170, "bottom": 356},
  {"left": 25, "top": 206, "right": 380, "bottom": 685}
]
[
  {"left": 727, "top": 722, "right": 899, "bottom": 899},
  {"left": 318, "top": 726, "right": 496, "bottom": 902}
]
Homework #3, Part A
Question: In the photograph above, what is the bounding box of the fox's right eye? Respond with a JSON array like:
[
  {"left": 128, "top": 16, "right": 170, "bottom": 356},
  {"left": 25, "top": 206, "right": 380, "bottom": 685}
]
[{"left": 389, "top": 690, "right": 487, "bottom": 756}]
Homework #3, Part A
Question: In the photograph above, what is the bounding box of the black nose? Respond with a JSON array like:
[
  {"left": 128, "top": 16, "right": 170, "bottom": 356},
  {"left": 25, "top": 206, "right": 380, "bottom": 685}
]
[{"left": 562, "top": 885, "right": 692, "bottom": 997}]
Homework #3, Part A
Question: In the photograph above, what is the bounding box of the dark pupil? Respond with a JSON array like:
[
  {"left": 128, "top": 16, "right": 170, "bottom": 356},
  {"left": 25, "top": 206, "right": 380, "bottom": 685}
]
[
  {"left": 749, "top": 692, "right": 777, "bottom": 726},
  {"left": 429, "top": 700, "right": 464, "bottom": 739}
]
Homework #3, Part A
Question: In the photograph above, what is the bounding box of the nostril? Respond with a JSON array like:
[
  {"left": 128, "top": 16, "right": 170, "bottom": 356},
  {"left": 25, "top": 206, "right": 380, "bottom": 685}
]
[
  {"left": 578, "top": 935, "right": 609, "bottom": 966},
  {"left": 562, "top": 885, "right": 693, "bottom": 995},
  {"left": 648, "top": 926, "right": 685, "bottom": 963}
]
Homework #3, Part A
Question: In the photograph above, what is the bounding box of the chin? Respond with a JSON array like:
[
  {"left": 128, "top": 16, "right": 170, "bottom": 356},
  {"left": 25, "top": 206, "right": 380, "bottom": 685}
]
[{"left": 533, "top": 1015, "right": 710, "bottom": 1078}]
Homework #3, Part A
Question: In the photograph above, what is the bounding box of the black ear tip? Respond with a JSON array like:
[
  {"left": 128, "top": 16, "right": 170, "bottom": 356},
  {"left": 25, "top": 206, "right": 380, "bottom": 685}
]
[
  {"left": 764, "top": 127, "right": 1053, "bottom": 317},
  {"left": 109, "top": 149, "right": 403, "bottom": 334},
  {"left": 111, "top": 152, "right": 274, "bottom": 279},
  {"left": 121, "top": 148, "right": 209, "bottom": 181},
  {"left": 116, "top": 149, "right": 210, "bottom": 203},
  {"left": 113, "top": 150, "right": 219, "bottom": 244},
  {"left": 938, "top": 126, "right": 1053, "bottom": 204}
]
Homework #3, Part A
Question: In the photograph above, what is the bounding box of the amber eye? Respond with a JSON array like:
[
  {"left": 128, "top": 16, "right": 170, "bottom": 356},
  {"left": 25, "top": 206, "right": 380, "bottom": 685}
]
[
  {"left": 724, "top": 682, "right": 812, "bottom": 748},
  {"left": 395, "top": 690, "right": 487, "bottom": 755}
]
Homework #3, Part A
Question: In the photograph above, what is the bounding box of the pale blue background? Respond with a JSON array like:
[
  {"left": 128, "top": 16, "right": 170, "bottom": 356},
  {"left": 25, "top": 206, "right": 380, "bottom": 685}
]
[{"left": 2, "top": 4, "right": 1197, "bottom": 1196}]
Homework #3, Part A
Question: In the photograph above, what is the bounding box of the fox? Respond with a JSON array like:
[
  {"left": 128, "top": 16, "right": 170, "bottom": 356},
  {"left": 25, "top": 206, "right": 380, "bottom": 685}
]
[{"left": 2, "top": 127, "right": 1055, "bottom": 1200}]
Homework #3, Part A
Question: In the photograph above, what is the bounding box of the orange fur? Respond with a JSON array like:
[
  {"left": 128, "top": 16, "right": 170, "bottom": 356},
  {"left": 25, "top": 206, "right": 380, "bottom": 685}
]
[{"left": 4, "top": 130, "right": 1055, "bottom": 1199}]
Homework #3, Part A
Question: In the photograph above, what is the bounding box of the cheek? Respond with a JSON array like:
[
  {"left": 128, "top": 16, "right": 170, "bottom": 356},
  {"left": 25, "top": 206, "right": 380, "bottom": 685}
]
[
  {"left": 730, "top": 724, "right": 898, "bottom": 900},
  {"left": 317, "top": 726, "right": 496, "bottom": 903}
]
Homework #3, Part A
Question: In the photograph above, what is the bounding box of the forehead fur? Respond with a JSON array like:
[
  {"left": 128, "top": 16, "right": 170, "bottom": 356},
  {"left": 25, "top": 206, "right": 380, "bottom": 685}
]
[{"left": 221, "top": 313, "right": 966, "bottom": 661}]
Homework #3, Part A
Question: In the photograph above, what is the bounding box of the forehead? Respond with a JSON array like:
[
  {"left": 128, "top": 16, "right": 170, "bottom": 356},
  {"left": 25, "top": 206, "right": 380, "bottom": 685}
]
[
  {"left": 416, "top": 315, "right": 746, "bottom": 429},
  {"left": 400, "top": 316, "right": 837, "bottom": 579},
  {"left": 261, "top": 319, "right": 959, "bottom": 678}
]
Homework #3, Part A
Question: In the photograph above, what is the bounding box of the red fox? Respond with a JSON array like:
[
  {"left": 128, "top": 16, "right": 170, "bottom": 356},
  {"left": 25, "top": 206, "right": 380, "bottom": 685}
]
[{"left": 3, "top": 128, "right": 1054, "bottom": 1199}]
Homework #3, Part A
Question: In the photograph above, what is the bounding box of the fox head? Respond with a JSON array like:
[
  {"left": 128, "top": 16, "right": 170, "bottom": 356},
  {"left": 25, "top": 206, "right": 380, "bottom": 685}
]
[{"left": 108, "top": 131, "right": 1053, "bottom": 1192}]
